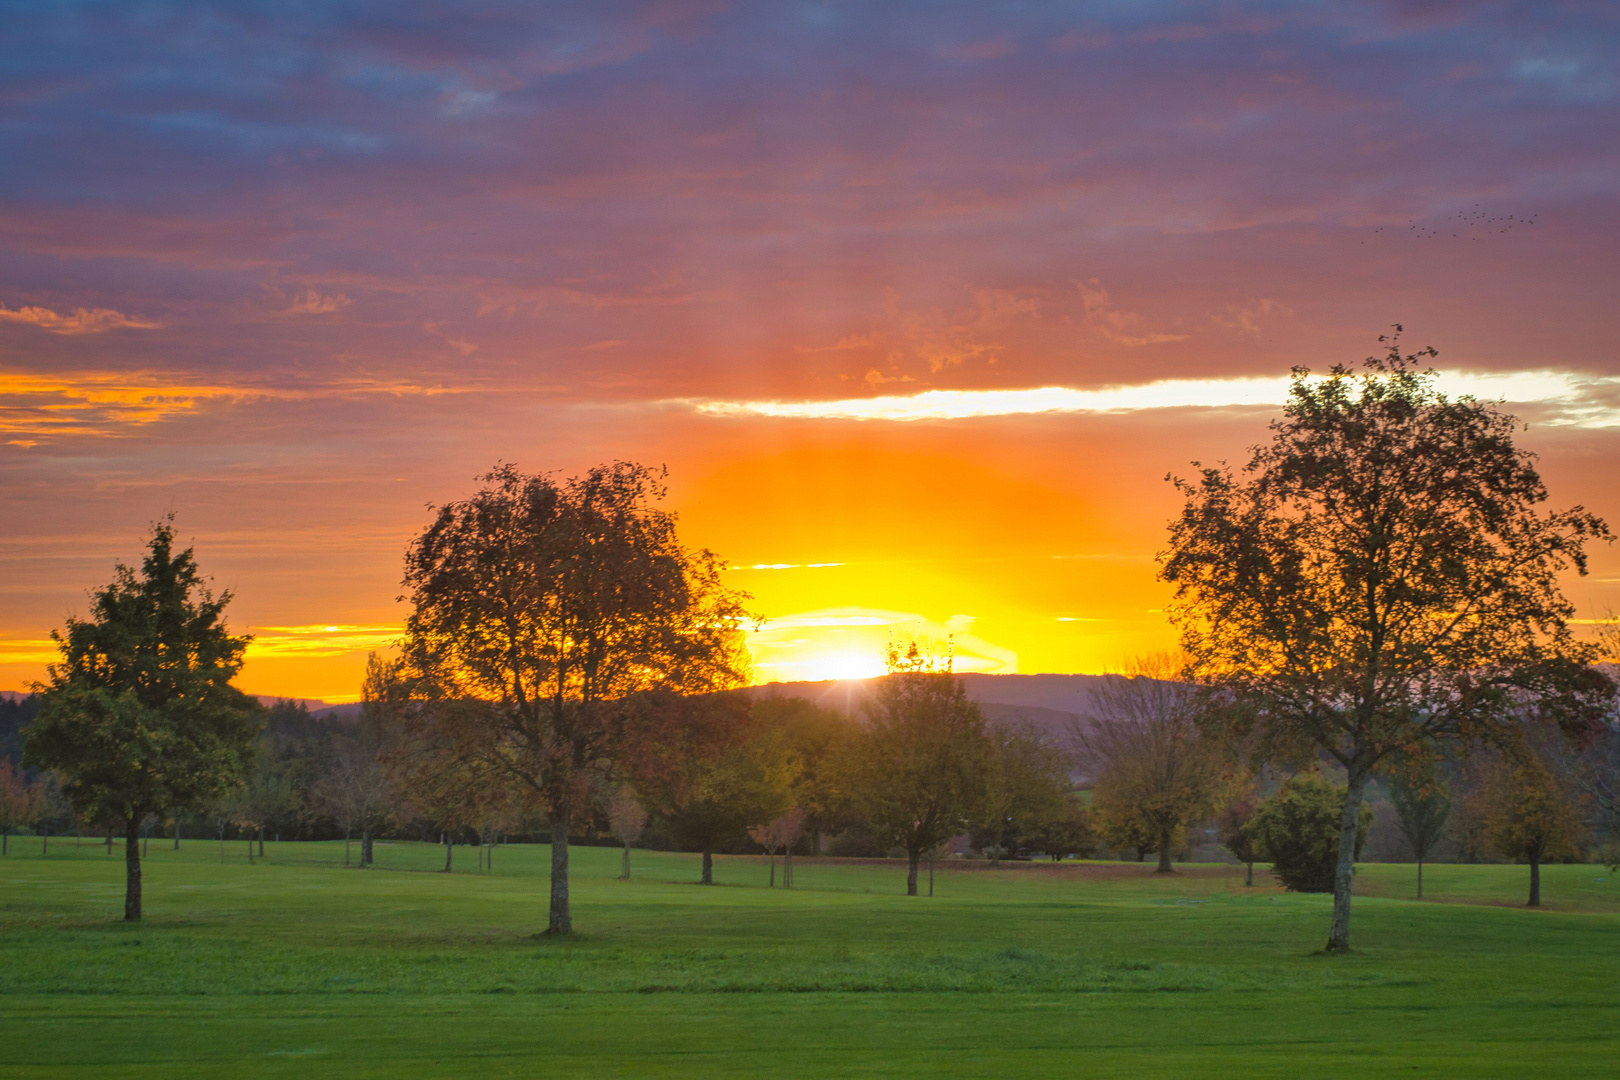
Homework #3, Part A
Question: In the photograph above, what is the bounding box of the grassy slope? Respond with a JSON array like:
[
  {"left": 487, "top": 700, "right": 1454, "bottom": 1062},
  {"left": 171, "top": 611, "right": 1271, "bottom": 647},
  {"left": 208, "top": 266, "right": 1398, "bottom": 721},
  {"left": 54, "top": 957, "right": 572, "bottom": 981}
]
[{"left": 1, "top": 840, "right": 1617, "bottom": 1078}]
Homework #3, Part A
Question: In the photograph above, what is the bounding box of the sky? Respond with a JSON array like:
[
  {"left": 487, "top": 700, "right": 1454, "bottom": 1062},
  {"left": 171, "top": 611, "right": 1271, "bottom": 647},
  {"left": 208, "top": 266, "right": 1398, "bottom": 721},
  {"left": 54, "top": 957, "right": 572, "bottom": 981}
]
[{"left": 2, "top": 1, "right": 1618, "bottom": 700}]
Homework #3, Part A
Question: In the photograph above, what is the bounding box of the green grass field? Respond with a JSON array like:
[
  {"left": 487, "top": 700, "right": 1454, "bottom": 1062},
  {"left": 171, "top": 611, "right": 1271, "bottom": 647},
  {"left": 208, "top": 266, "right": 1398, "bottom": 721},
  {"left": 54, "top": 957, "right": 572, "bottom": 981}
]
[{"left": 2, "top": 838, "right": 1617, "bottom": 1078}]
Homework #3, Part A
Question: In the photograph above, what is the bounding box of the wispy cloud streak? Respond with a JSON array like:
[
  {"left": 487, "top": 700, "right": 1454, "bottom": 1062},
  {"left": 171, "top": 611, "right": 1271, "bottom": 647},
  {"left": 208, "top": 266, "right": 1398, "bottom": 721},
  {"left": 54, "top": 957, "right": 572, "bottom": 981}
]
[{"left": 682, "top": 371, "right": 1620, "bottom": 426}]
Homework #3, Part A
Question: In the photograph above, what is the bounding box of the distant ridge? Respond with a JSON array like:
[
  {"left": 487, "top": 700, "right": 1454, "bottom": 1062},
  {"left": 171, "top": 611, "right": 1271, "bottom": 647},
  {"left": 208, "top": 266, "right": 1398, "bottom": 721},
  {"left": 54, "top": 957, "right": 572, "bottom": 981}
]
[
  {"left": 253, "top": 696, "right": 362, "bottom": 720},
  {"left": 745, "top": 672, "right": 1108, "bottom": 744}
]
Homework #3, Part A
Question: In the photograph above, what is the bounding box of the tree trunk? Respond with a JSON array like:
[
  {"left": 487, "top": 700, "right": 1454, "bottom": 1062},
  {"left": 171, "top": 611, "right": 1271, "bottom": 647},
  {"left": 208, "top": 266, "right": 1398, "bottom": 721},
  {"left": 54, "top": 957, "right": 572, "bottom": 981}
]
[
  {"left": 1326, "top": 772, "right": 1367, "bottom": 953},
  {"left": 361, "top": 827, "right": 374, "bottom": 867},
  {"left": 1417, "top": 859, "right": 1424, "bottom": 900},
  {"left": 548, "top": 808, "right": 572, "bottom": 933},
  {"left": 1155, "top": 829, "right": 1174, "bottom": 874},
  {"left": 124, "top": 817, "right": 142, "bottom": 922},
  {"left": 784, "top": 847, "right": 793, "bottom": 889},
  {"left": 906, "top": 849, "right": 920, "bottom": 896},
  {"left": 1527, "top": 850, "right": 1541, "bottom": 907},
  {"left": 621, "top": 840, "right": 631, "bottom": 880},
  {"left": 769, "top": 853, "right": 776, "bottom": 887},
  {"left": 443, "top": 834, "right": 453, "bottom": 872},
  {"left": 701, "top": 846, "right": 713, "bottom": 885},
  {"left": 106, "top": 826, "right": 113, "bottom": 854},
  {"left": 489, "top": 838, "right": 495, "bottom": 871},
  {"left": 258, "top": 828, "right": 265, "bottom": 858},
  {"left": 1244, "top": 860, "right": 1253, "bottom": 887},
  {"left": 928, "top": 856, "right": 935, "bottom": 897},
  {"left": 173, "top": 814, "right": 180, "bottom": 850}
]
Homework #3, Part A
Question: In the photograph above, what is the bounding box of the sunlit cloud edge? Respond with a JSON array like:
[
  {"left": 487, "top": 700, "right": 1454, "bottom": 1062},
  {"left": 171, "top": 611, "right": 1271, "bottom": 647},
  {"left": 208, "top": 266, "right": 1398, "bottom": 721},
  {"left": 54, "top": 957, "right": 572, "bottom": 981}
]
[{"left": 677, "top": 370, "right": 1620, "bottom": 425}]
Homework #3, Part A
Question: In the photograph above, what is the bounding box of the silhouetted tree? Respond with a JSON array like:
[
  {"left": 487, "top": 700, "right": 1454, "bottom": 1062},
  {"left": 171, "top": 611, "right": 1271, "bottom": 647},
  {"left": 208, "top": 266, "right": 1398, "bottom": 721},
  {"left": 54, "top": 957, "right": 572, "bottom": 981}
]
[
  {"left": 848, "top": 643, "right": 992, "bottom": 896},
  {"left": 1160, "top": 331, "right": 1613, "bottom": 949},
  {"left": 397, "top": 462, "right": 753, "bottom": 932},
  {"left": 24, "top": 521, "right": 260, "bottom": 920}
]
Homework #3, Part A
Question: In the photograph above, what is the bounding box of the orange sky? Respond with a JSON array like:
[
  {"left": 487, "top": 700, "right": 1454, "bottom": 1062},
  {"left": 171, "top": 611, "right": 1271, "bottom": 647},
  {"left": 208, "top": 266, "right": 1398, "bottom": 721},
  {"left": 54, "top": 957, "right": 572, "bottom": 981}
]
[{"left": 3, "top": 5, "right": 1619, "bottom": 700}]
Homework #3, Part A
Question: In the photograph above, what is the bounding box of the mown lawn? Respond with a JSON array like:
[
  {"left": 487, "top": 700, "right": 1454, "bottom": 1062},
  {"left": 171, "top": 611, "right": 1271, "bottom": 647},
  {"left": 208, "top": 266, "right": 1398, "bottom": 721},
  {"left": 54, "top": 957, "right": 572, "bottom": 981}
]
[{"left": 2, "top": 839, "right": 1617, "bottom": 1078}]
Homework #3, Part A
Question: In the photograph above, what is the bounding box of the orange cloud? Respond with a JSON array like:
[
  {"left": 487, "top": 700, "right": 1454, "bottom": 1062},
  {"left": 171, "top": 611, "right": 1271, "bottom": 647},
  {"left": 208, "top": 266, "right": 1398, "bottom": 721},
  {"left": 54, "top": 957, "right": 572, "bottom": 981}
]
[{"left": 0, "top": 303, "right": 162, "bottom": 334}]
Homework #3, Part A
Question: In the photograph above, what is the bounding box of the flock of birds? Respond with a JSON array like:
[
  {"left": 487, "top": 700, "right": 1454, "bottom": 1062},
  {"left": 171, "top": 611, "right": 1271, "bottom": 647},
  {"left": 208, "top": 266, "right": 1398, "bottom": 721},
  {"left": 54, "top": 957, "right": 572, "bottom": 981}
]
[{"left": 1365, "top": 205, "right": 1538, "bottom": 242}]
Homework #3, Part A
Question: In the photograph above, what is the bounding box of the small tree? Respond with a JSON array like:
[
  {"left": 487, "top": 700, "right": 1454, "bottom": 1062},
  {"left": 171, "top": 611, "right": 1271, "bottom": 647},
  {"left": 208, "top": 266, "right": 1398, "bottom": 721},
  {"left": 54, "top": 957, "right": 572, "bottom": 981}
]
[
  {"left": 749, "top": 807, "right": 806, "bottom": 888},
  {"left": 628, "top": 691, "right": 791, "bottom": 885},
  {"left": 1215, "top": 796, "right": 1259, "bottom": 886},
  {"left": 1071, "top": 653, "right": 1230, "bottom": 873},
  {"left": 311, "top": 719, "right": 396, "bottom": 870},
  {"left": 1025, "top": 793, "right": 1097, "bottom": 862},
  {"left": 749, "top": 696, "right": 859, "bottom": 855},
  {"left": 1470, "top": 749, "right": 1587, "bottom": 907},
  {"left": 0, "top": 759, "right": 44, "bottom": 856},
  {"left": 1250, "top": 775, "right": 1371, "bottom": 893},
  {"left": 233, "top": 737, "right": 293, "bottom": 860},
  {"left": 1390, "top": 771, "right": 1452, "bottom": 899},
  {"left": 607, "top": 786, "right": 648, "bottom": 880},
  {"left": 848, "top": 643, "right": 992, "bottom": 896},
  {"left": 1160, "top": 333, "right": 1613, "bottom": 949},
  {"left": 977, "top": 721, "right": 1072, "bottom": 862},
  {"left": 23, "top": 521, "right": 260, "bottom": 920}
]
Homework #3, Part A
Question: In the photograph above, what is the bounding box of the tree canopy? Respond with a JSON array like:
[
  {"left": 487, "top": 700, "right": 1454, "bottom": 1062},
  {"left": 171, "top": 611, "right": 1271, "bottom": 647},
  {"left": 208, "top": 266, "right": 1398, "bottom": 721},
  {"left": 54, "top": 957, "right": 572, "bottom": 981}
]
[
  {"left": 395, "top": 461, "right": 754, "bottom": 932},
  {"left": 24, "top": 521, "right": 260, "bottom": 920},
  {"left": 849, "top": 653, "right": 992, "bottom": 896},
  {"left": 1160, "top": 330, "right": 1613, "bottom": 950}
]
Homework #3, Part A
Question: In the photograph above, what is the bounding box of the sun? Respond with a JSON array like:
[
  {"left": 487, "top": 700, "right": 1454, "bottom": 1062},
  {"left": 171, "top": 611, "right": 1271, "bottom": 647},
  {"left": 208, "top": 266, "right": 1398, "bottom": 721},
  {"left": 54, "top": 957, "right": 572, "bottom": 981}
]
[{"left": 745, "top": 606, "right": 1017, "bottom": 685}]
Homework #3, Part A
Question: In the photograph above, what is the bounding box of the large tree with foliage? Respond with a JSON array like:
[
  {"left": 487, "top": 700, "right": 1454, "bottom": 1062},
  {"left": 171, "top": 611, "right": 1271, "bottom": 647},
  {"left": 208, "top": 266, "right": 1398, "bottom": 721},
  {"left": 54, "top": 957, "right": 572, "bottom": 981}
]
[
  {"left": 23, "top": 522, "right": 260, "bottom": 920},
  {"left": 1160, "top": 332, "right": 1613, "bottom": 950},
  {"left": 848, "top": 642, "right": 992, "bottom": 895},
  {"left": 396, "top": 462, "right": 753, "bottom": 932}
]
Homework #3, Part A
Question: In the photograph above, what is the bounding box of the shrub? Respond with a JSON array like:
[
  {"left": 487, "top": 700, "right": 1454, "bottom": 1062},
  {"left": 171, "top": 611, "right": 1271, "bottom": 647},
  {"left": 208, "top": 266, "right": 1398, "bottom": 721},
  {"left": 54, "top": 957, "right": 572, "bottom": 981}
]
[{"left": 1250, "top": 775, "right": 1371, "bottom": 893}]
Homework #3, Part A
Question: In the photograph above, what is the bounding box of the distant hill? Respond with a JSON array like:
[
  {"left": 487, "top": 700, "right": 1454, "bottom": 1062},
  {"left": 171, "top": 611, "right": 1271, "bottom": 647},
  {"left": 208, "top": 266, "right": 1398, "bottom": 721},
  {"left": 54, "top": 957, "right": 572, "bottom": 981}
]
[
  {"left": 745, "top": 672, "right": 1108, "bottom": 746},
  {"left": 253, "top": 696, "right": 362, "bottom": 721}
]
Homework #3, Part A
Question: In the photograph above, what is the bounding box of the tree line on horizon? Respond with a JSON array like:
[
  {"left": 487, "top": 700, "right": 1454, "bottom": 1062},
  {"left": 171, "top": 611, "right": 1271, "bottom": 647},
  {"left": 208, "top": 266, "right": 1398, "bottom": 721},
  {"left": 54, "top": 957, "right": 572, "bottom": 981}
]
[{"left": 4, "top": 331, "right": 1620, "bottom": 952}]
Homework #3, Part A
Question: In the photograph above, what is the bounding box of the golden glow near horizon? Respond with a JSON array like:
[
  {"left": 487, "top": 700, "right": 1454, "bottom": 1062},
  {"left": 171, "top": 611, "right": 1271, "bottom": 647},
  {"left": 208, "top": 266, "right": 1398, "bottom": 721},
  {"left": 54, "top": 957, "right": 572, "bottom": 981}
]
[
  {"left": 746, "top": 607, "right": 1017, "bottom": 684},
  {"left": 682, "top": 370, "right": 1620, "bottom": 426}
]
